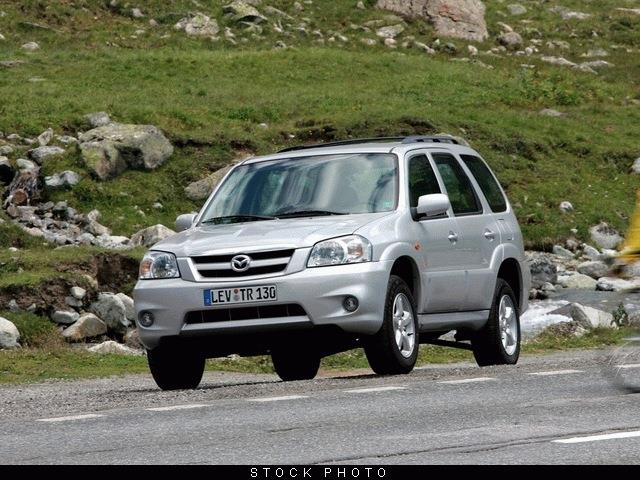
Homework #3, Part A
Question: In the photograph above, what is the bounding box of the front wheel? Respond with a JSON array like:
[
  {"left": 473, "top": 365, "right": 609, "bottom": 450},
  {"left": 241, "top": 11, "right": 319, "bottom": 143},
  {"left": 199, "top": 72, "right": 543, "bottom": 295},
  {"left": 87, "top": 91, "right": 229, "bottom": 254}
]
[
  {"left": 364, "top": 275, "right": 419, "bottom": 375},
  {"left": 147, "top": 345, "right": 205, "bottom": 391},
  {"left": 472, "top": 279, "right": 521, "bottom": 367}
]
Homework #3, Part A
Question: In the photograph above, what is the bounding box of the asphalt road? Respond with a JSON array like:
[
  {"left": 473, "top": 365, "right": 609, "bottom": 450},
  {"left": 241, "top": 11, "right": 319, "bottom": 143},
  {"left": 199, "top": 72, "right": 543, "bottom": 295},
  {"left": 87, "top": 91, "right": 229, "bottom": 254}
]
[{"left": 1, "top": 349, "right": 640, "bottom": 465}]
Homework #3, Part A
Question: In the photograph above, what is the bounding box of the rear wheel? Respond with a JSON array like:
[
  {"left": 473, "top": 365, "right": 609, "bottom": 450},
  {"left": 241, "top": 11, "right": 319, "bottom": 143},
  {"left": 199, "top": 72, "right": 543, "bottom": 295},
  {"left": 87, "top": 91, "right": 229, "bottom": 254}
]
[
  {"left": 271, "top": 349, "right": 320, "bottom": 381},
  {"left": 147, "top": 345, "right": 205, "bottom": 391},
  {"left": 364, "top": 275, "right": 419, "bottom": 375},
  {"left": 472, "top": 279, "right": 520, "bottom": 367}
]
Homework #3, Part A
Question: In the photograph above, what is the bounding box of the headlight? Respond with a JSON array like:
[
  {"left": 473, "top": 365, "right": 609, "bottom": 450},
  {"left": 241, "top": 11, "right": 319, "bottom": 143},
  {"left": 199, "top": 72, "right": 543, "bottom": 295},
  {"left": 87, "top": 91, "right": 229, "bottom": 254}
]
[
  {"left": 307, "top": 235, "right": 372, "bottom": 267},
  {"left": 139, "top": 251, "right": 180, "bottom": 279}
]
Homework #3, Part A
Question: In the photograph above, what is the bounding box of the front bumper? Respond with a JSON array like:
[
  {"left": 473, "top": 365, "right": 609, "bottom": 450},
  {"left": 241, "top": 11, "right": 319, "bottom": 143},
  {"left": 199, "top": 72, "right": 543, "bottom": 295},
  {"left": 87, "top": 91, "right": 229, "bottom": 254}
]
[{"left": 133, "top": 260, "right": 392, "bottom": 349}]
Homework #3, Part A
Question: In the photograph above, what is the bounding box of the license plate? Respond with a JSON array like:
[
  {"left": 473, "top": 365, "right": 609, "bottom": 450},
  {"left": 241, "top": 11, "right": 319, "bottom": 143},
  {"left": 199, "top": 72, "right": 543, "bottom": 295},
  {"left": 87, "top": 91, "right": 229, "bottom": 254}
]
[{"left": 204, "top": 285, "right": 277, "bottom": 306}]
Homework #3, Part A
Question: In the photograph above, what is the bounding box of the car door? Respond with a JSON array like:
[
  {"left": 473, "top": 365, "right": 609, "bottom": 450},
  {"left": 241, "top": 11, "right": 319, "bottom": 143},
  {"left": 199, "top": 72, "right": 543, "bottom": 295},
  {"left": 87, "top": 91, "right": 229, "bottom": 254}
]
[
  {"left": 430, "top": 152, "right": 500, "bottom": 311},
  {"left": 406, "top": 151, "right": 466, "bottom": 313}
]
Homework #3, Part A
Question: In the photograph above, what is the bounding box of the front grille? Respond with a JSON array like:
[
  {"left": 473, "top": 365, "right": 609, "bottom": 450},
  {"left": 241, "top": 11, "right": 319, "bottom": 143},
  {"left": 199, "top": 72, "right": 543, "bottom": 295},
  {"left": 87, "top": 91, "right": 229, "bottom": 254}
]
[
  {"left": 191, "top": 249, "right": 294, "bottom": 279},
  {"left": 185, "top": 304, "right": 307, "bottom": 324}
]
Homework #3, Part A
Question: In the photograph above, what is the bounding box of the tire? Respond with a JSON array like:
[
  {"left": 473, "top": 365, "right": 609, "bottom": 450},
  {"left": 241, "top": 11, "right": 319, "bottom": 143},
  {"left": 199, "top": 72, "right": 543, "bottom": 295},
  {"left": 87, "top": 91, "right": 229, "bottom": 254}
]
[
  {"left": 364, "top": 275, "right": 419, "bottom": 375},
  {"left": 271, "top": 349, "right": 320, "bottom": 381},
  {"left": 472, "top": 279, "right": 520, "bottom": 367},
  {"left": 147, "top": 345, "right": 205, "bottom": 391}
]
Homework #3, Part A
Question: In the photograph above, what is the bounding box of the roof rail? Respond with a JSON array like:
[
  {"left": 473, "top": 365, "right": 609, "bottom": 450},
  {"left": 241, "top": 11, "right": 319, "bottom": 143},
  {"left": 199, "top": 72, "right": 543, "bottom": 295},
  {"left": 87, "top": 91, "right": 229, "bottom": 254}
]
[{"left": 277, "top": 135, "right": 459, "bottom": 153}]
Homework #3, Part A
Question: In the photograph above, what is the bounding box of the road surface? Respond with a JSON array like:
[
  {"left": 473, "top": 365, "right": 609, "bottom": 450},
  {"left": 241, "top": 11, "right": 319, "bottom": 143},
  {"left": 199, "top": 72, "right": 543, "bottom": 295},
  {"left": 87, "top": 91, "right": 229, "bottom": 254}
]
[{"left": 1, "top": 349, "right": 639, "bottom": 464}]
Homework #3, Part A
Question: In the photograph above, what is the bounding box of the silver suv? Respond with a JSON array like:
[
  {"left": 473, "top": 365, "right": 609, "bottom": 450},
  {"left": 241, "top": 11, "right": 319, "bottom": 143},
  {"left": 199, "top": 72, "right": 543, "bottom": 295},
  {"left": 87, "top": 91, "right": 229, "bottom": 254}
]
[{"left": 133, "top": 136, "right": 530, "bottom": 390}]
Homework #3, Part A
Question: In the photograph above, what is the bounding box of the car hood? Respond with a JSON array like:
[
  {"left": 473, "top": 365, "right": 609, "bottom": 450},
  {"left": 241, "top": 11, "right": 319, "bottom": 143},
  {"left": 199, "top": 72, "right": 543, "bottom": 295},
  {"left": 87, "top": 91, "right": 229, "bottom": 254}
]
[{"left": 152, "top": 212, "right": 392, "bottom": 257}]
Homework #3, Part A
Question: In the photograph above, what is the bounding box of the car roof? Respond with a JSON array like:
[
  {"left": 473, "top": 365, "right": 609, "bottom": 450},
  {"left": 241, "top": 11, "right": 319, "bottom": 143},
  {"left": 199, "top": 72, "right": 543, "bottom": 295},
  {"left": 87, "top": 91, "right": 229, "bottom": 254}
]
[{"left": 241, "top": 136, "right": 480, "bottom": 165}]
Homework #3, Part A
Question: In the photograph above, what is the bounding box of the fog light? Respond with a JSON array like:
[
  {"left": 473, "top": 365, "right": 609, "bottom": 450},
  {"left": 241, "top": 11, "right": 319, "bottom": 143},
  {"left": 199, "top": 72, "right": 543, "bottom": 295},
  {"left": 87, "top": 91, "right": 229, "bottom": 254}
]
[
  {"left": 343, "top": 296, "right": 359, "bottom": 312},
  {"left": 139, "top": 311, "right": 155, "bottom": 327}
]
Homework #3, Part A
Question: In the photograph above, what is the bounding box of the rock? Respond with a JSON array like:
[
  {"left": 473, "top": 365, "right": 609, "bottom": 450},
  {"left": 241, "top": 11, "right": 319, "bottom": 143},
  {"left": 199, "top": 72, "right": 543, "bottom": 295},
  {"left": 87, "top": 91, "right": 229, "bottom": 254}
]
[
  {"left": 577, "top": 260, "right": 610, "bottom": 280},
  {"left": 376, "top": 24, "right": 405, "bottom": 39},
  {"left": 632, "top": 158, "right": 640, "bottom": 174},
  {"left": 361, "top": 38, "right": 378, "bottom": 46},
  {"left": 552, "top": 245, "right": 574, "bottom": 259},
  {"left": 583, "top": 48, "right": 608, "bottom": 58},
  {"left": 223, "top": 1, "right": 267, "bottom": 24},
  {"left": 384, "top": 37, "right": 397, "bottom": 48},
  {"left": 62, "top": 313, "right": 107, "bottom": 342},
  {"left": 554, "top": 9, "right": 591, "bottom": 21},
  {"left": 569, "top": 303, "right": 614, "bottom": 330},
  {"left": 0, "top": 156, "right": 15, "bottom": 184},
  {"left": 0, "top": 317, "right": 20, "bottom": 349},
  {"left": 497, "top": 31, "right": 522, "bottom": 49},
  {"left": 174, "top": 12, "right": 220, "bottom": 37},
  {"left": 16, "top": 158, "right": 37, "bottom": 172},
  {"left": 84, "top": 112, "right": 112, "bottom": 128},
  {"left": 357, "top": 1, "right": 366, "bottom": 9},
  {"left": 7, "top": 300, "right": 19, "bottom": 312},
  {"left": 597, "top": 277, "right": 639, "bottom": 292},
  {"left": 79, "top": 123, "right": 173, "bottom": 180},
  {"left": 124, "top": 329, "right": 143, "bottom": 349},
  {"left": 28, "top": 146, "right": 65, "bottom": 163},
  {"left": 541, "top": 56, "right": 575, "bottom": 68},
  {"left": 184, "top": 163, "right": 238, "bottom": 200},
  {"left": 589, "top": 222, "right": 623, "bottom": 250},
  {"left": 559, "top": 201, "right": 573, "bottom": 212},
  {"left": 37, "top": 128, "right": 53, "bottom": 147},
  {"left": 90, "top": 293, "right": 130, "bottom": 332},
  {"left": 88, "top": 340, "right": 141, "bottom": 355},
  {"left": 540, "top": 320, "right": 587, "bottom": 338},
  {"left": 616, "top": 8, "right": 640, "bottom": 16},
  {"left": 21, "top": 41, "right": 40, "bottom": 51},
  {"left": 116, "top": 293, "right": 136, "bottom": 323},
  {"left": 92, "top": 235, "right": 130, "bottom": 249},
  {"left": 529, "top": 255, "right": 557, "bottom": 288},
  {"left": 507, "top": 4, "right": 526, "bottom": 15},
  {"left": 0, "top": 145, "right": 14, "bottom": 155},
  {"left": 44, "top": 171, "right": 80, "bottom": 189},
  {"left": 556, "top": 273, "right": 597, "bottom": 290},
  {"left": 51, "top": 310, "right": 80, "bottom": 325},
  {"left": 4, "top": 169, "right": 43, "bottom": 205},
  {"left": 580, "top": 60, "right": 613, "bottom": 70},
  {"left": 582, "top": 244, "right": 601, "bottom": 260},
  {"left": 70, "top": 286, "right": 87, "bottom": 300},
  {"left": 65, "top": 296, "right": 83, "bottom": 308},
  {"left": 130, "top": 224, "right": 175, "bottom": 247},
  {"left": 56, "top": 135, "right": 78, "bottom": 145},
  {"left": 131, "top": 7, "right": 144, "bottom": 18},
  {"left": 467, "top": 45, "right": 478, "bottom": 56},
  {"left": 376, "top": 0, "right": 488, "bottom": 42}
]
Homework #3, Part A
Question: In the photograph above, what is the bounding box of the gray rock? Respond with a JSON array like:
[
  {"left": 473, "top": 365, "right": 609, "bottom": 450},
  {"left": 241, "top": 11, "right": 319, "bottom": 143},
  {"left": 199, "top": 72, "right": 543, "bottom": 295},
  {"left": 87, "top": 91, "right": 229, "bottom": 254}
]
[
  {"left": 51, "top": 310, "right": 80, "bottom": 325},
  {"left": 71, "top": 286, "right": 87, "bottom": 300},
  {"left": 507, "top": 4, "right": 526, "bottom": 15},
  {"left": 589, "top": 222, "right": 623, "bottom": 249},
  {"left": 376, "top": 24, "right": 405, "bottom": 39},
  {"left": 582, "top": 244, "right": 601, "bottom": 260},
  {"left": 116, "top": 293, "right": 136, "bottom": 323},
  {"left": 90, "top": 293, "right": 130, "bottom": 332},
  {"left": 559, "top": 201, "right": 573, "bottom": 212},
  {"left": 223, "top": 1, "right": 267, "bottom": 24},
  {"left": 583, "top": 48, "right": 608, "bottom": 58},
  {"left": 79, "top": 123, "right": 173, "bottom": 180},
  {"left": 376, "top": 0, "right": 488, "bottom": 42},
  {"left": 65, "top": 296, "right": 83, "bottom": 308},
  {"left": 577, "top": 260, "right": 610, "bottom": 280},
  {"left": 570, "top": 303, "right": 614, "bottom": 329},
  {"left": 129, "top": 224, "right": 175, "bottom": 247},
  {"left": 0, "top": 317, "right": 20, "bottom": 349},
  {"left": 84, "top": 112, "right": 112, "bottom": 128},
  {"left": 632, "top": 158, "right": 640, "bottom": 174},
  {"left": 37, "top": 128, "right": 53, "bottom": 147},
  {"left": 184, "top": 164, "right": 237, "bottom": 200},
  {"left": 92, "top": 235, "right": 130, "bottom": 249},
  {"left": 8, "top": 300, "right": 19, "bottom": 312},
  {"left": 124, "top": 328, "right": 143, "bottom": 349},
  {"left": 28, "top": 146, "right": 65, "bottom": 163},
  {"left": 55, "top": 135, "right": 78, "bottom": 145},
  {"left": 497, "top": 31, "right": 522, "bottom": 49},
  {"left": 62, "top": 313, "right": 107, "bottom": 342},
  {"left": 541, "top": 56, "right": 575, "bottom": 67},
  {"left": 174, "top": 12, "right": 220, "bottom": 37},
  {"left": 21, "top": 41, "right": 40, "bottom": 51},
  {"left": 45, "top": 170, "right": 80, "bottom": 189},
  {"left": 580, "top": 60, "right": 613, "bottom": 70},
  {"left": 87, "top": 340, "right": 142, "bottom": 355},
  {"left": 16, "top": 158, "right": 38, "bottom": 172},
  {"left": 556, "top": 273, "right": 597, "bottom": 290},
  {"left": 552, "top": 245, "right": 574, "bottom": 259},
  {"left": 596, "top": 277, "right": 640, "bottom": 292},
  {"left": 0, "top": 145, "right": 14, "bottom": 155},
  {"left": 131, "top": 8, "right": 144, "bottom": 18},
  {"left": 529, "top": 255, "right": 557, "bottom": 288}
]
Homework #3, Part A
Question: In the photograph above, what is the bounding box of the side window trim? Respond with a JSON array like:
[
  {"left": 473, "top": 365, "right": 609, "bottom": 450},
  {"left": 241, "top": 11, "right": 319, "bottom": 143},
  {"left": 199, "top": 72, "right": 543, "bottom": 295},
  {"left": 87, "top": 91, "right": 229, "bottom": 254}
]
[
  {"left": 428, "top": 151, "right": 484, "bottom": 217},
  {"left": 406, "top": 151, "right": 451, "bottom": 221},
  {"left": 458, "top": 154, "right": 509, "bottom": 214}
]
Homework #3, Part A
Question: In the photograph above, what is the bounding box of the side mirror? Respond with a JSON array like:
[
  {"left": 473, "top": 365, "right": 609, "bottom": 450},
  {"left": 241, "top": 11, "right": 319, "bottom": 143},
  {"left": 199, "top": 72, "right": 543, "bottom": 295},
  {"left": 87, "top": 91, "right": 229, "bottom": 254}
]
[
  {"left": 416, "top": 194, "right": 451, "bottom": 219},
  {"left": 175, "top": 213, "right": 196, "bottom": 232}
]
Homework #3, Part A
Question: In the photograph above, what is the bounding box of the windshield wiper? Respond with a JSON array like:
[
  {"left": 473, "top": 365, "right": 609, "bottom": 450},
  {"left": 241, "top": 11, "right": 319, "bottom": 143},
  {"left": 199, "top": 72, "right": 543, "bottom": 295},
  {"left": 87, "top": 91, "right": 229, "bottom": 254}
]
[
  {"left": 200, "top": 214, "right": 277, "bottom": 225},
  {"left": 275, "top": 210, "right": 348, "bottom": 219}
]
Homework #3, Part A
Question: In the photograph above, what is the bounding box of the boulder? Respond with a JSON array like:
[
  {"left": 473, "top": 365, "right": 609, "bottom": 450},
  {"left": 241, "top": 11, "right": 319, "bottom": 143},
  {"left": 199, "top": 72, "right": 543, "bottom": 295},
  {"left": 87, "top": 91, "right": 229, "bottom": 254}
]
[
  {"left": 174, "top": 13, "right": 220, "bottom": 37},
  {"left": 552, "top": 245, "right": 574, "bottom": 259},
  {"left": 556, "top": 273, "right": 597, "bottom": 290},
  {"left": 223, "top": 1, "right": 267, "bottom": 24},
  {"left": 16, "top": 158, "right": 37, "bottom": 172},
  {"left": 529, "top": 255, "right": 557, "bottom": 288},
  {"left": 78, "top": 123, "right": 173, "bottom": 180},
  {"left": 62, "top": 313, "right": 107, "bottom": 342},
  {"left": 44, "top": 171, "right": 80, "bottom": 189},
  {"left": 596, "top": 277, "right": 639, "bottom": 292},
  {"left": 376, "top": 24, "right": 405, "bottom": 39},
  {"left": 582, "top": 244, "right": 600, "bottom": 260},
  {"left": 116, "top": 293, "right": 136, "bottom": 323},
  {"left": 589, "top": 222, "right": 623, "bottom": 250},
  {"left": 576, "top": 260, "right": 610, "bottom": 280},
  {"left": 376, "top": 0, "right": 488, "bottom": 42},
  {"left": 0, "top": 317, "right": 20, "bottom": 349},
  {"left": 569, "top": 303, "right": 614, "bottom": 330},
  {"left": 84, "top": 111, "right": 112, "bottom": 128},
  {"left": 497, "top": 31, "right": 522, "bottom": 49},
  {"left": 28, "top": 146, "right": 65, "bottom": 163},
  {"left": 129, "top": 224, "right": 175, "bottom": 247},
  {"left": 90, "top": 293, "right": 130, "bottom": 332},
  {"left": 87, "top": 340, "right": 142, "bottom": 355},
  {"left": 37, "top": 128, "right": 53, "bottom": 147},
  {"left": 184, "top": 164, "right": 236, "bottom": 200},
  {"left": 0, "top": 145, "right": 14, "bottom": 155},
  {"left": 70, "top": 286, "right": 87, "bottom": 300},
  {"left": 51, "top": 310, "right": 80, "bottom": 325}
]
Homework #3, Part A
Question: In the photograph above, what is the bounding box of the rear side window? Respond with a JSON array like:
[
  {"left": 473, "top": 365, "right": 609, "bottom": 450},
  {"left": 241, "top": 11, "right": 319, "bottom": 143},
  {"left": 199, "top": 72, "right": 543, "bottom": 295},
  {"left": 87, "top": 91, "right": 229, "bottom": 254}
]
[
  {"left": 408, "top": 154, "right": 441, "bottom": 207},
  {"left": 432, "top": 153, "right": 482, "bottom": 216},
  {"left": 460, "top": 155, "right": 507, "bottom": 213}
]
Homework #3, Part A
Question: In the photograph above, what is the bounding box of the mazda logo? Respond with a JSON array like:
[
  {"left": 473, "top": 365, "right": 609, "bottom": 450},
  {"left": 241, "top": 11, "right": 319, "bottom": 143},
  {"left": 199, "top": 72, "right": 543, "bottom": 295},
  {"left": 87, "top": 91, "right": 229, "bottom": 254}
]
[{"left": 230, "top": 254, "right": 251, "bottom": 272}]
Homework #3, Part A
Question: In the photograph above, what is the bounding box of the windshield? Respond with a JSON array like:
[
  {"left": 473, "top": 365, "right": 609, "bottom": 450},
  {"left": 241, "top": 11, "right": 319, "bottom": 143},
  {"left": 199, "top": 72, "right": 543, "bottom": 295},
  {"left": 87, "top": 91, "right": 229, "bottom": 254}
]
[{"left": 200, "top": 153, "right": 398, "bottom": 224}]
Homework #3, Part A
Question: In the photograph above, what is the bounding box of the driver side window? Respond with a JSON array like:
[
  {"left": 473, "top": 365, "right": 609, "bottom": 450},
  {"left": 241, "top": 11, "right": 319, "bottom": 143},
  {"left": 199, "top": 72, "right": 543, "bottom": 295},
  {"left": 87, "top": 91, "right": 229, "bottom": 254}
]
[{"left": 408, "top": 154, "right": 441, "bottom": 208}]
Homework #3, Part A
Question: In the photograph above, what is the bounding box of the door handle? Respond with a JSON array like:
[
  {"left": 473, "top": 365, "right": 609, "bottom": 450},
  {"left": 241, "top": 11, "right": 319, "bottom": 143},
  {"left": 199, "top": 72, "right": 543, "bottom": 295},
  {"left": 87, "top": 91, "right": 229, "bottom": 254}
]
[
  {"left": 447, "top": 231, "right": 458, "bottom": 243},
  {"left": 484, "top": 229, "right": 496, "bottom": 241}
]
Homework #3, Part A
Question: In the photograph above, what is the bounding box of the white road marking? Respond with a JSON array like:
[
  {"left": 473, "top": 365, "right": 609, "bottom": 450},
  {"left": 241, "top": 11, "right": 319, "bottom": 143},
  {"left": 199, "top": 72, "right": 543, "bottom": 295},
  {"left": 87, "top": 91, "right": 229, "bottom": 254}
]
[
  {"left": 248, "top": 395, "right": 308, "bottom": 403},
  {"left": 553, "top": 430, "right": 640, "bottom": 444},
  {"left": 528, "top": 369, "right": 583, "bottom": 376},
  {"left": 147, "top": 404, "right": 209, "bottom": 412},
  {"left": 37, "top": 414, "right": 103, "bottom": 423},
  {"left": 344, "top": 386, "right": 406, "bottom": 394},
  {"left": 616, "top": 363, "right": 640, "bottom": 370},
  {"left": 438, "top": 377, "right": 496, "bottom": 385}
]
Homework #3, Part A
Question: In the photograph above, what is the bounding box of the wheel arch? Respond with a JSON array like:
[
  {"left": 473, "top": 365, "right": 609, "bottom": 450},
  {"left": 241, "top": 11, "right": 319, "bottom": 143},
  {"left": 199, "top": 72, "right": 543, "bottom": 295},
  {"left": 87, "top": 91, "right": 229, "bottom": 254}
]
[
  {"left": 497, "top": 257, "right": 522, "bottom": 310},
  {"left": 389, "top": 255, "right": 422, "bottom": 308}
]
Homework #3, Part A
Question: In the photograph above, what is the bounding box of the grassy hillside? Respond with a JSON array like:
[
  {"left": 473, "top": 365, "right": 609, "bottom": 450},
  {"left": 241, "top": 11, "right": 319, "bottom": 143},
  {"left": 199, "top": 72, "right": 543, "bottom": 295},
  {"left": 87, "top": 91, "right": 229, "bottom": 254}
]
[{"left": 0, "top": 0, "right": 639, "bottom": 287}]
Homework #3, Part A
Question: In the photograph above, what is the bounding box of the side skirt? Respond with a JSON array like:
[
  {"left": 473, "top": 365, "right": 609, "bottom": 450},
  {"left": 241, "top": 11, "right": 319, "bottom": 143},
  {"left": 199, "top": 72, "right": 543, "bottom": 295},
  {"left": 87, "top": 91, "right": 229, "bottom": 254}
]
[{"left": 418, "top": 310, "right": 490, "bottom": 333}]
